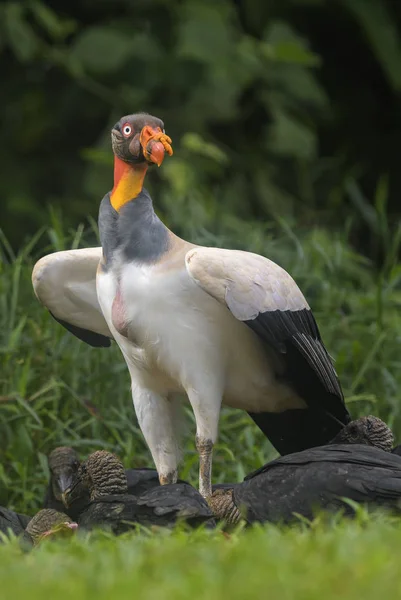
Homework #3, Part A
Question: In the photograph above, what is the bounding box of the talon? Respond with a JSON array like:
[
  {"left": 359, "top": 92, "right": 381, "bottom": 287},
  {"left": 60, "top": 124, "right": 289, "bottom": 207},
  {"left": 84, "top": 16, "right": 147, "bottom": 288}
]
[
  {"left": 159, "top": 470, "right": 177, "bottom": 486},
  {"left": 206, "top": 489, "right": 242, "bottom": 524}
]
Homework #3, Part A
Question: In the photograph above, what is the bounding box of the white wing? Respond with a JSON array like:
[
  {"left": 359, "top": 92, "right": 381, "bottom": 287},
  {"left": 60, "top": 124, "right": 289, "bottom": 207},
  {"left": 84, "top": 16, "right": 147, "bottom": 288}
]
[
  {"left": 185, "top": 247, "right": 309, "bottom": 319},
  {"left": 185, "top": 246, "right": 346, "bottom": 411},
  {"left": 32, "top": 247, "right": 112, "bottom": 347}
]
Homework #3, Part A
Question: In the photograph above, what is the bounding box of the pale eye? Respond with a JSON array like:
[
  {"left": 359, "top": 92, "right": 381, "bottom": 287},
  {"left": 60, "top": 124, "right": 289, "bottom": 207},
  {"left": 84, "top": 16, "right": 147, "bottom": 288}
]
[{"left": 122, "top": 124, "right": 132, "bottom": 137}]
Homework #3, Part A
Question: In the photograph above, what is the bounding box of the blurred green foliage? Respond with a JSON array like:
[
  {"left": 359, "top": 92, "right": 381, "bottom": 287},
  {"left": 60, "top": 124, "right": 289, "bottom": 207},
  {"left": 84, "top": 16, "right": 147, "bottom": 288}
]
[
  {"left": 2, "top": 211, "right": 401, "bottom": 513},
  {"left": 1, "top": 0, "right": 401, "bottom": 257}
]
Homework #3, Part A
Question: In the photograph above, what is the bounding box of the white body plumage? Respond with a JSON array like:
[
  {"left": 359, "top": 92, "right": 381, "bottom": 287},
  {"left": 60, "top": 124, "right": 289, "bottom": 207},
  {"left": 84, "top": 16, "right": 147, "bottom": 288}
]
[{"left": 96, "top": 249, "right": 304, "bottom": 483}]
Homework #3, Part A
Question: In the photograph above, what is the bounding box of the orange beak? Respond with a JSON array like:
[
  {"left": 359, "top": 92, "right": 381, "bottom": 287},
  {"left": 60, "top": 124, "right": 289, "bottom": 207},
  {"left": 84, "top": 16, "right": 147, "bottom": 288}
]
[{"left": 140, "top": 125, "right": 173, "bottom": 167}]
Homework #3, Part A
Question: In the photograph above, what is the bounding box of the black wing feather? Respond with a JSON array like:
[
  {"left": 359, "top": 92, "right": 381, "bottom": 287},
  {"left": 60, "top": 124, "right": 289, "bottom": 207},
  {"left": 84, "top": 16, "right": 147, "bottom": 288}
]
[
  {"left": 49, "top": 311, "right": 111, "bottom": 348},
  {"left": 0, "top": 507, "right": 31, "bottom": 537},
  {"left": 246, "top": 309, "right": 343, "bottom": 402},
  {"left": 244, "top": 444, "right": 401, "bottom": 481},
  {"left": 136, "top": 483, "right": 212, "bottom": 520},
  {"left": 245, "top": 308, "right": 350, "bottom": 455},
  {"left": 235, "top": 445, "right": 401, "bottom": 524}
]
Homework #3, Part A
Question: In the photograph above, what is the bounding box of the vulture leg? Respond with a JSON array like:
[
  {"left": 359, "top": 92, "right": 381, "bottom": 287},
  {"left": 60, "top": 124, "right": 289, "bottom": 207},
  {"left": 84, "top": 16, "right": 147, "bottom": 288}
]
[
  {"left": 187, "top": 387, "right": 221, "bottom": 499},
  {"left": 196, "top": 436, "right": 213, "bottom": 499},
  {"left": 132, "top": 383, "right": 180, "bottom": 486}
]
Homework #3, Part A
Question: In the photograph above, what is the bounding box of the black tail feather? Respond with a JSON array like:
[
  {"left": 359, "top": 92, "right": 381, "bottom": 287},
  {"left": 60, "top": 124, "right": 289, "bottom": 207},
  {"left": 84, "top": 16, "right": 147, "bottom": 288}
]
[{"left": 248, "top": 408, "right": 347, "bottom": 456}]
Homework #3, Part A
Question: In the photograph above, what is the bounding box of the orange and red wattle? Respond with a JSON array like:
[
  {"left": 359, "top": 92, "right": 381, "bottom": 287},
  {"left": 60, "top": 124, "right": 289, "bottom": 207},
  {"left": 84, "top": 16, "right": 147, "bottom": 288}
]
[
  {"left": 110, "top": 157, "right": 148, "bottom": 212},
  {"left": 140, "top": 125, "right": 173, "bottom": 167}
]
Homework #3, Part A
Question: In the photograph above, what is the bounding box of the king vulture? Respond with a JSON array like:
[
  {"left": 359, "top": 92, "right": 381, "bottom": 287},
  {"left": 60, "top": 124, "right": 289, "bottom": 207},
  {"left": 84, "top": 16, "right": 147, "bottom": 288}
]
[{"left": 32, "top": 112, "right": 350, "bottom": 504}]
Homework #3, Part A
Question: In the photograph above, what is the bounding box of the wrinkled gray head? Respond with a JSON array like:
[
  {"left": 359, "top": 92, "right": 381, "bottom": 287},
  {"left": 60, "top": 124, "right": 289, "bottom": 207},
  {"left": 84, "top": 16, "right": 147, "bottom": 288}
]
[
  {"left": 111, "top": 112, "right": 168, "bottom": 165},
  {"left": 25, "top": 509, "right": 78, "bottom": 545},
  {"left": 74, "top": 450, "right": 128, "bottom": 501},
  {"left": 48, "top": 446, "right": 80, "bottom": 502},
  {"left": 330, "top": 415, "right": 394, "bottom": 452}
]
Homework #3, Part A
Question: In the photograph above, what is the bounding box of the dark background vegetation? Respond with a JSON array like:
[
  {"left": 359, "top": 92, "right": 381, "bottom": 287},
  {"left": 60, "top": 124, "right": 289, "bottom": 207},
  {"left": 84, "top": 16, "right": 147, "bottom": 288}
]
[
  {"left": 1, "top": 0, "right": 401, "bottom": 513},
  {"left": 2, "top": 0, "right": 401, "bottom": 256}
]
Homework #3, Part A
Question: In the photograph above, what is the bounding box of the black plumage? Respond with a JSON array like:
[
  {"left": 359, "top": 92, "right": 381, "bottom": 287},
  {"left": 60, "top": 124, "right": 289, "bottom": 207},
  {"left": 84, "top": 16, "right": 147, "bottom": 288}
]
[
  {"left": 43, "top": 446, "right": 85, "bottom": 520},
  {"left": 0, "top": 507, "right": 31, "bottom": 539},
  {"left": 79, "top": 483, "right": 214, "bottom": 534},
  {"left": 67, "top": 450, "right": 214, "bottom": 533},
  {"left": 246, "top": 308, "right": 350, "bottom": 455},
  {"left": 227, "top": 445, "right": 401, "bottom": 525},
  {"left": 55, "top": 449, "right": 189, "bottom": 522},
  {"left": 126, "top": 468, "right": 187, "bottom": 497},
  {"left": 43, "top": 487, "right": 68, "bottom": 515},
  {"left": 49, "top": 312, "right": 111, "bottom": 348}
]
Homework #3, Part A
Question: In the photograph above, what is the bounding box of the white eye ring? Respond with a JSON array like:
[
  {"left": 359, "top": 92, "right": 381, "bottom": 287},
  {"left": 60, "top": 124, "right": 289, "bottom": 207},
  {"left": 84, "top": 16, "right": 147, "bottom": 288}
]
[{"left": 122, "top": 124, "right": 132, "bottom": 137}]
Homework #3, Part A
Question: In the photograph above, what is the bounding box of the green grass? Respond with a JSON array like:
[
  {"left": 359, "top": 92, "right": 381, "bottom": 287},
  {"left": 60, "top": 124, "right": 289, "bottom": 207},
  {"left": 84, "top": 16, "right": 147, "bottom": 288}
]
[
  {"left": 2, "top": 516, "right": 401, "bottom": 599},
  {"left": 1, "top": 212, "right": 401, "bottom": 594}
]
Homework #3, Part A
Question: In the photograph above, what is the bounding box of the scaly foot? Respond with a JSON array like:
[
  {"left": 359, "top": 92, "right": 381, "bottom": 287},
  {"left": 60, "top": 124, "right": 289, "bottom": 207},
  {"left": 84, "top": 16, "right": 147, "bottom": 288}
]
[
  {"left": 159, "top": 470, "right": 178, "bottom": 486},
  {"left": 205, "top": 489, "right": 242, "bottom": 525}
]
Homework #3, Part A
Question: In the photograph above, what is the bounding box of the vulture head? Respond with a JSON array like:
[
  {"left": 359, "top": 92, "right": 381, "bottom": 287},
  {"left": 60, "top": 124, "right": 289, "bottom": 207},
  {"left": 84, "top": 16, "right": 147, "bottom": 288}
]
[
  {"left": 65, "top": 450, "right": 128, "bottom": 504},
  {"left": 48, "top": 446, "right": 80, "bottom": 506},
  {"left": 111, "top": 113, "right": 173, "bottom": 167},
  {"left": 25, "top": 509, "right": 78, "bottom": 545},
  {"left": 330, "top": 415, "right": 394, "bottom": 452}
]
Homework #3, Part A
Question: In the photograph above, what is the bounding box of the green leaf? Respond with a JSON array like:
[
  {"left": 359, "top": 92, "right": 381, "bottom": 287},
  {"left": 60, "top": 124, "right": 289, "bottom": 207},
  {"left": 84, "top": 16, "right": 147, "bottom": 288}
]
[
  {"left": 268, "top": 108, "right": 316, "bottom": 160},
  {"left": 345, "top": 179, "right": 380, "bottom": 234},
  {"left": 343, "top": 0, "right": 401, "bottom": 91},
  {"left": 263, "top": 21, "right": 321, "bottom": 67},
  {"left": 70, "top": 26, "right": 136, "bottom": 74},
  {"left": 29, "top": 0, "right": 76, "bottom": 41},
  {"left": 80, "top": 148, "right": 113, "bottom": 167},
  {"left": 268, "top": 68, "right": 327, "bottom": 107},
  {"left": 181, "top": 133, "right": 229, "bottom": 165},
  {"left": 177, "top": 1, "right": 235, "bottom": 63},
  {"left": 263, "top": 40, "right": 320, "bottom": 66},
  {"left": 3, "top": 3, "right": 39, "bottom": 62}
]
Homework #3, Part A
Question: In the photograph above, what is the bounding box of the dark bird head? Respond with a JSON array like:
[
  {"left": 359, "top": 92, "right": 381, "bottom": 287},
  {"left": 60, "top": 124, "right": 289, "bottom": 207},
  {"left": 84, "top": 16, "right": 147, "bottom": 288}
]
[
  {"left": 25, "top": 509, "right": 78, "bottom": 546},
  {"left": 111, "top": 113, "right": 173, "bottom": 167},
  {"left": 48, "top": 446, "right": 80, "bottom": 506},
  {"left": 66, "top": 450, "right": 128, "bottom": 503},
  {"left": 330, "top": 415, "right": 394, "bottom": 451}
]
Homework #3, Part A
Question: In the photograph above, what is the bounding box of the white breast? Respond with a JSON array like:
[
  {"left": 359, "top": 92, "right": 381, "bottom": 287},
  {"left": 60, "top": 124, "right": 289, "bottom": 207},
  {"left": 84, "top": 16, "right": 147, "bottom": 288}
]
[{"left": 96, "top": 260, "right": 305, "bottom": 413}]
